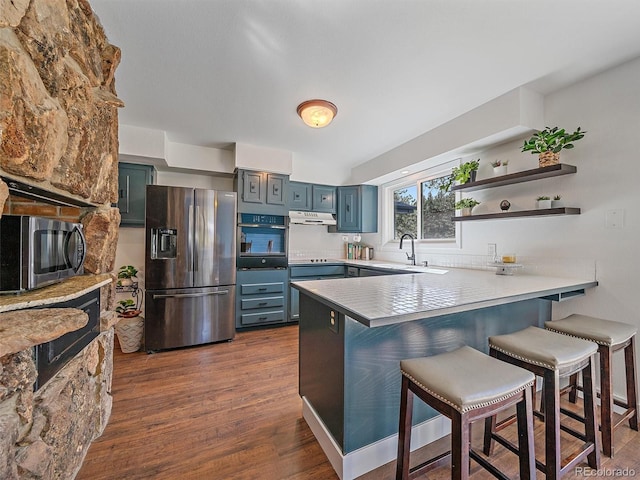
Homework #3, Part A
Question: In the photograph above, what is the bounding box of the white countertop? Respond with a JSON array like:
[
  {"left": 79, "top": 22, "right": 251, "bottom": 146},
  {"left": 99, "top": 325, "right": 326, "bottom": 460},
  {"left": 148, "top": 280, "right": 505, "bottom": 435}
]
[{"left": 292, "top": 267, "right": 597, "bottom": 327}]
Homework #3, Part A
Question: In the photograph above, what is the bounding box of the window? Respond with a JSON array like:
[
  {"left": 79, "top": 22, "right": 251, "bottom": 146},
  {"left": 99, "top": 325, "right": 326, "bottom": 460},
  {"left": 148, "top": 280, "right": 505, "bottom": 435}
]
[{"left": 387, "top": 165, "right": 457, "bottom": 243}]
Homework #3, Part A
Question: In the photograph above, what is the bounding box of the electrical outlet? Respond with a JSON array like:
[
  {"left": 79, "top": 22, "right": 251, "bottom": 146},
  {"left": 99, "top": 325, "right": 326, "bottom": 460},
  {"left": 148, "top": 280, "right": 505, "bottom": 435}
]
[
  {"left": 342, "top": 235, "right": 349, "bottom": 242},
  {"left": 605, "top": 209, "right": 624, "bottom": 229}
]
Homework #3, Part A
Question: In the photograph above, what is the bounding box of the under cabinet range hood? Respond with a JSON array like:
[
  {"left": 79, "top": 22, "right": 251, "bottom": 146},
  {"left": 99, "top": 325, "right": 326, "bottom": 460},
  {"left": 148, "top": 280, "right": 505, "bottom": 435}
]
[{"left": 289, "top": 211, "right": 337, "bottom": 225}]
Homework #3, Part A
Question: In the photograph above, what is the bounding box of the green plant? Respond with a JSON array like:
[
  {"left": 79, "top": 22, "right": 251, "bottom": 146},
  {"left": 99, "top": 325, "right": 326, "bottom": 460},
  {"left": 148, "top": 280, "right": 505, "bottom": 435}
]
[
  {"left": 440, "top": 159, "right": 480, "bottom": 192},
  {"left": 455, "top": 198, "right": 481, "bottom": 210},
  {"left": 553, "top": 195, "right": 562, "bottom": 201},
  {"left": 490, "top": 160, "right": 508, "bottom": 167},
  {"left": 522, "top": 126, "right": 586, "bottom": 154},
  {"left": 537, "top": 195, "right": 550, "bottom": 201},
  {"left": 115, "top": 299, "right": 140, "bottom": 317},
  {"left": 117, "top": 265, "right": 138, "bottom": 279}
]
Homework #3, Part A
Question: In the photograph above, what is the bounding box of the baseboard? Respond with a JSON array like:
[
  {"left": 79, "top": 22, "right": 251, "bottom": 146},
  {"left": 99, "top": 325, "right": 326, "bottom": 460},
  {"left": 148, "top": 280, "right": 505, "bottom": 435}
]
[{"left": 301, "top": 396, "right": 450, "bottom": 480}]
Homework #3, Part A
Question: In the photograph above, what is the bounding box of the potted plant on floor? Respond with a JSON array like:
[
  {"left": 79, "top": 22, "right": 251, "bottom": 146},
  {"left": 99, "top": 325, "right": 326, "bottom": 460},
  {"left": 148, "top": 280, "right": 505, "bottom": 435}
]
[
  {"left": 114, "top": 266, "right": 144, "bottom": 353},
  {"left": 455, "top": 198, "right": 480, "bottom": 216},
  {"left": 521, "top": 126, "right": 586, "bottom": 167}
]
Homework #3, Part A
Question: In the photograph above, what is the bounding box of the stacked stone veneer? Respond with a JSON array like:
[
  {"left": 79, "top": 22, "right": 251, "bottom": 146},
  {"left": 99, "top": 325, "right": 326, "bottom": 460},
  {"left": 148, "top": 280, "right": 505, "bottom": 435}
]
[{"left": 0, "top": 0, "right": 123, "bottom": 478}]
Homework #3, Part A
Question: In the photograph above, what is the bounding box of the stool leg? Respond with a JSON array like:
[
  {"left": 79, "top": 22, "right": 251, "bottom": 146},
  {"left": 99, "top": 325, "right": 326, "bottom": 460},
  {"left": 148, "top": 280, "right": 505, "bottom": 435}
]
[
  {"left": 516, "top": 388, "right": 536, "bottom": 480},
  {"left": 396, "top": 376, "right": 414, "bottom": 480},
  {"left": 543, "top": 369, "right": 561, "bottom": 480},
  {"left": 482, "top": 414, "right": 496, "bottom": 456},
  {"left": 568, "top": 373, "right": 579, "bottom": 404},
  {"left": 599, "top": 345, "right": 614, "bottom": 457},
  {"left": 583, "top": 356, "right": 602, "bottom": 469},
  {"left": 625, "top": 337, "right": 639, "bottom": 431},
  {"left": 451, "top": 412, "right": 470, "bottom": 480}
]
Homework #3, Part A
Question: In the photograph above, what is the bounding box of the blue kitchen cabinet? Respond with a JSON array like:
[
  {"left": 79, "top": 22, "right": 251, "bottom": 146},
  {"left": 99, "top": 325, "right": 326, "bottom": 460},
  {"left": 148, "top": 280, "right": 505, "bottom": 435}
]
[
  {"left": 117, "top": 162, "right": 155, "bottom": 227},
  {"left": 288, "top": 181, "right": 312, "bottom": 210},
  {"left": 236, "top": 268, "right": 289, "bottom": 329},
  {"left": 334, "top": 185, "right": 378, "bottom": 233},
  {"left": 311, "top": 184, "right": 337, "bottom": 213},
  {"left": 289, "top": 264, "right": 346, "bottom": 321},
  {"left": 236, "top": 169, "right": 289, "bottom": 215}
]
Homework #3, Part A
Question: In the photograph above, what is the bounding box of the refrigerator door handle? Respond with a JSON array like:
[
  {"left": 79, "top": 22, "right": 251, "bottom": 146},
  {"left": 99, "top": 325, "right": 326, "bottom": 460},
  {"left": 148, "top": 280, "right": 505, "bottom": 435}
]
[
  {"left": 152, "top": 290, "right": 229, "bottom": 300},
  {"left": 187, "top": 204, "right": 194, "bottom": 272},
  {"left": 194, "top": 204, "right": 201, "bottom": 271}
]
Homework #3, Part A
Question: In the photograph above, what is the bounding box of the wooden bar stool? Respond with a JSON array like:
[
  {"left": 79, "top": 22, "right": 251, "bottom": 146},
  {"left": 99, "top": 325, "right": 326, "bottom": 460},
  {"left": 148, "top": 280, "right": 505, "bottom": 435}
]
[
  {"left": 545, "top": 314, "right": 638, "bottom": 457},
  {"left": 484, "top": 326, "right": 601, "bottom": 480},
  {"left": 396, "top": 346, "right": 536, "bottom": 480}
]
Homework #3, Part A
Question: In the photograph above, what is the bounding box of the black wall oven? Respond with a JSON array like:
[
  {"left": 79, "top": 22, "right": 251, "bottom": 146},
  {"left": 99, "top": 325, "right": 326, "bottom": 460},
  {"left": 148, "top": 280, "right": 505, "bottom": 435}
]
[
  {"left": 0, "top": 215, "right": 86, "bottom": 293},
  {"left": 237, "top": 213, "right": 288, "bottom": 268}
]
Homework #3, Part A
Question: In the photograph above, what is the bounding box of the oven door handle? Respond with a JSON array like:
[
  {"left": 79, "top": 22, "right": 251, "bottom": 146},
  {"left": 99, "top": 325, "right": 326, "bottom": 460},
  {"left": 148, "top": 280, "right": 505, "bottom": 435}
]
[
  {"left": 152, "top": 290, "right": 229, "bottom": 300},
  {"left": 238, "top": 223, "right": 287, "bottom": 229}
]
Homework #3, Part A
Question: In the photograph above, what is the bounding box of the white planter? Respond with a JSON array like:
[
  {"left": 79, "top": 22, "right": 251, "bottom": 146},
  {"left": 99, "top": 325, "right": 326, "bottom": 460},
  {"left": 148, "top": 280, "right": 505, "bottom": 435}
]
[
  {"left": 115, "top": 315, "right": 144, "bottom": 353},
  {"left": 493, "top": 165, "right": 507, "bottom": 176},
  {"left": 552, "top": 200, "right": 563, "bottom": 208},
  {"left": 537, "top": 199, "right": 552, "bottom": 209},
  {"left": 460, "top": 207, "right": 473, "bottom": 217}
]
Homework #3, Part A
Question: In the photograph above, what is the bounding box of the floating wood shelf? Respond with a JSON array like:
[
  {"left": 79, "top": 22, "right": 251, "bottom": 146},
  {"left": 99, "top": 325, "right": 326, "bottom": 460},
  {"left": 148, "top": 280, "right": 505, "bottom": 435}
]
[
  {"left": 452, "top": 207, "right": 581, "bottom": 221},
  {"left": 451, "top": 164, "right": 577, "bottom": 192}
]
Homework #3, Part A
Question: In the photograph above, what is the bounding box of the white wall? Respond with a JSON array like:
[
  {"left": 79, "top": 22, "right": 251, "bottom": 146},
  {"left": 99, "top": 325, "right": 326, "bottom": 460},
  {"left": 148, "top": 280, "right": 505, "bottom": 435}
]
[{"left": 370, "top": 56, "right": 640, "bottom": 397}]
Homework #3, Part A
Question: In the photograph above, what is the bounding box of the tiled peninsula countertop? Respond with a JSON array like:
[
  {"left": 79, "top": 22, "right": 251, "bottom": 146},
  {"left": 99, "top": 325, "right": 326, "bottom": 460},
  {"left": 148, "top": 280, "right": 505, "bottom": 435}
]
[{"left": 292, "top": 268, "right": 597, "bottom": 327}]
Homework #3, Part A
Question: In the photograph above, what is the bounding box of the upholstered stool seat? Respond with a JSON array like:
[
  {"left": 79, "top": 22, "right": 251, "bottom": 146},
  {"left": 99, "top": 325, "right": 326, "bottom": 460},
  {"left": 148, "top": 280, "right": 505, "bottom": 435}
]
[
  {"left": 396, "top": 346, "right": 536, "bottom": 480},
  {"left": 484, "top": 326, "right": 601, "bottom": 480},
  {"left": 546, "top": 314, "right": 638, "bottom": 457}
]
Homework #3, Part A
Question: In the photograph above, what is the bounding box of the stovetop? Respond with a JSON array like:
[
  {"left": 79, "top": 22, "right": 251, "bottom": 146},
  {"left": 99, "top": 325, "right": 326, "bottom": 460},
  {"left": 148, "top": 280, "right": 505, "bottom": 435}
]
[{"left": 289, "top": 258, "right": 344, "bottom": 265}]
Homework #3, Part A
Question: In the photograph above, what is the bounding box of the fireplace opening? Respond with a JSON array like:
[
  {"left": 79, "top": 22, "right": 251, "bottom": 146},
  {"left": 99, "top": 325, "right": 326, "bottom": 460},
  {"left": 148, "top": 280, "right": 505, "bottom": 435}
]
[{"left": 33, "top": 289, "right": 101, "bottom": 391}]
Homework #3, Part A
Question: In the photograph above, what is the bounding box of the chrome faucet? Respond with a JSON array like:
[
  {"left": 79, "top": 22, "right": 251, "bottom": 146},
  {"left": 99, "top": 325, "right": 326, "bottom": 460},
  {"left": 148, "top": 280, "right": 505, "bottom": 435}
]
[{"left": 399, "top": 233, "right": 416, "bottom": 265}]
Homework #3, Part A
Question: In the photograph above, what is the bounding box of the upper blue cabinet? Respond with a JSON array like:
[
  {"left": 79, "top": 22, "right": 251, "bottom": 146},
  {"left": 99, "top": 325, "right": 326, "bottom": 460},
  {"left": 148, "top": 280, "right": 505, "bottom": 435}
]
[
  {"left": 334, "top": 185, "right": 378, "bottom": 233},
  {"left": 236, "top": 169, "right": 289, "bottom": 215},
  {"left": 117, "top": 162, "right": 156, "bottom": 227},
  {"left": 287, "top": 182, "right": 336, "bottom": 214}
]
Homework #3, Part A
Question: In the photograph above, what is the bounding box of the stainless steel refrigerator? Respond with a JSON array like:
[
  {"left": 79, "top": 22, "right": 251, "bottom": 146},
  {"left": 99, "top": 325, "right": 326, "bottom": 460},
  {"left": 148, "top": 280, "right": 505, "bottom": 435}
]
[{"left": 144, "top": 185, "right": 237, "bottom": 351}]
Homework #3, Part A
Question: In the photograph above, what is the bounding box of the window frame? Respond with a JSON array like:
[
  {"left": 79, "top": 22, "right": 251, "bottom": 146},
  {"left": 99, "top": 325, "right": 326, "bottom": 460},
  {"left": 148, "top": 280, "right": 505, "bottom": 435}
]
[{"left": 382, "top": 160, "right": 461, "bottom": 249}]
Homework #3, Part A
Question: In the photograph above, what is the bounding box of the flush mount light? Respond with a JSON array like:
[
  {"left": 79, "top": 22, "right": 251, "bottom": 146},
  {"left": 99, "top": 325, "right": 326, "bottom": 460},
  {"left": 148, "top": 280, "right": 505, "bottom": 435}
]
[
  {"left": 401, "top": 170, "right": 410, "bottom": 174},
  {"left": 297, "top": 99, "right": 337, "bottom": 128}
]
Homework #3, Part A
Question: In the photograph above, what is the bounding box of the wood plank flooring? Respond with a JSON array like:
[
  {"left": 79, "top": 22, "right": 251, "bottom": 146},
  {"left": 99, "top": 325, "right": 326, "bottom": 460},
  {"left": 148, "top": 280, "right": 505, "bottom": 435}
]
[{"left": 77, "top": 324, "right": 640, "bottom": 480}]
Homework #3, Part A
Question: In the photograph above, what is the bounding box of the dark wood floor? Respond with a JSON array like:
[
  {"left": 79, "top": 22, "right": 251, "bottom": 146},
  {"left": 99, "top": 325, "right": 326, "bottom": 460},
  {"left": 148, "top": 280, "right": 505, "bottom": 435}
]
[{"left": 77, "top": 325, "right": 640, "bottom": 480}]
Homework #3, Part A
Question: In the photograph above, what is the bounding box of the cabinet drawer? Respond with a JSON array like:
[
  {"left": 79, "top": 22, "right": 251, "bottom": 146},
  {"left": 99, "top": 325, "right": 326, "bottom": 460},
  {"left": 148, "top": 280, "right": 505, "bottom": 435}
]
[
  {"left": 240, "top": 310, "right": 285, "bottom": 326},
  {"left": 240, "top": 282, "right": 284, "bottom": 295},
  {"left": 290, "top": 265, "right": 345, "bottom": 278},
  {"left": 241, "top": 296, "right": 284, "bottom": 310}
]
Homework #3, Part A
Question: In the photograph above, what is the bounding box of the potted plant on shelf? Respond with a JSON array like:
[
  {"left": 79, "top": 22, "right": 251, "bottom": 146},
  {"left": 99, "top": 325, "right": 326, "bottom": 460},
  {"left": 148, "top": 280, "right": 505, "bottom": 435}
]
[
  {"left": 536, "top": 196, "right": 552, "bottom": 209},
  {"left": 455, "top": 198, "right": 481, "bottom": 217},
  {"left": 552, "top": 195, "right": 563, "bottom": 208},
  {"left": 440, "top": 159, "right": 480, "bottom": 192},
  {"left": 117, "top": 265, "right": 138, "bottom": 287},
  {"left": 521, "top": 126, "right": 586, "bottom": 167},
  {"left": 490, "top": 160, "right": 509, "bottom": 176}
]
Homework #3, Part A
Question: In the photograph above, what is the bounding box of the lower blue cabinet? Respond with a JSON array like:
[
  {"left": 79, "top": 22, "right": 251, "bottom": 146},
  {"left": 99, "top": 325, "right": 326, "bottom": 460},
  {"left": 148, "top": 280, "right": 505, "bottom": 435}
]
[{"left": 236, "top": 268, "right": 289, "bottom": 329}]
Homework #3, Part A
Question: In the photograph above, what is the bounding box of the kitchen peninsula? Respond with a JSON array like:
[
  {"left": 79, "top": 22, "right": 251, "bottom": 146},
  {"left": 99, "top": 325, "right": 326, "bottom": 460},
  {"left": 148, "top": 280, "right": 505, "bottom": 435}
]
[{"left": 293, "top": 267, "right": 597, "bottom": 480}]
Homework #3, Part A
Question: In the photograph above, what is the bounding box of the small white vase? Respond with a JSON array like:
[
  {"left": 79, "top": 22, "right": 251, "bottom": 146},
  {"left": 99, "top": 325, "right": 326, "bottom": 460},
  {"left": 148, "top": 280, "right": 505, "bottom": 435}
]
[
  {"left": 551, "top": 200, "right": 563, "bottom": 208},
  {"left": 537, "top": 199, "right": 552, "bottom": 209},
  {"left": 493, "top": 165, "right": 507, "bottom": 176},
  {"left": 115, "top": 315, "right": 144, "bottom": 353},
  {"left": 460, "top": 207, "right": 473, "bottom": 217}
]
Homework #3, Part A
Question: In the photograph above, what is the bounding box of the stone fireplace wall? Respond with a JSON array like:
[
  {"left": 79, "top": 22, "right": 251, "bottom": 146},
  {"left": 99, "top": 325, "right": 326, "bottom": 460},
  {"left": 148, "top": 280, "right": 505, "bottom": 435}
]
[{"left": 0, "top": 0, "right": 123, "bottom": 478}]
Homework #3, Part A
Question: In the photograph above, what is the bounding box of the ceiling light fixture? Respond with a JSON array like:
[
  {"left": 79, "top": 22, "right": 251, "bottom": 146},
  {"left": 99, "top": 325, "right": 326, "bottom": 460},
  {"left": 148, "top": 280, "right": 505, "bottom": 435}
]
[{"left": 297, "top": 99, "right": 337, "bottom": 128}]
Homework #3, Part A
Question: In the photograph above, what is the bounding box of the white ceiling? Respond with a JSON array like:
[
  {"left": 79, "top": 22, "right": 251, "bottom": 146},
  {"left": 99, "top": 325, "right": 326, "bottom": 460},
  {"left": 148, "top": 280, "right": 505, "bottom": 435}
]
[{"left": 90, "top": 0, "right": 640, "bottom": 175}]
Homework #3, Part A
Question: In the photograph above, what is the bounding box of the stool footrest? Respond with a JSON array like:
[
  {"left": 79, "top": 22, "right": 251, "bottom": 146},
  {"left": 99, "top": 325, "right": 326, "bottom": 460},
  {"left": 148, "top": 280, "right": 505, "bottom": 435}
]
[
  {"left": 469, "top": 449, "right": 512, "bottom": 480},
  {"left": 407, "top": 450, "right": 450, "bottom": 479}
]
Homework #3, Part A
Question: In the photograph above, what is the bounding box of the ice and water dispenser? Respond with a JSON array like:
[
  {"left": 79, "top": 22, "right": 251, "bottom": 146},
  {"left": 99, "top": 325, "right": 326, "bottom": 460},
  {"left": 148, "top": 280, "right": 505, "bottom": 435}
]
[{"left": 150, "top": 228, "right": 177, "bottom": 259}]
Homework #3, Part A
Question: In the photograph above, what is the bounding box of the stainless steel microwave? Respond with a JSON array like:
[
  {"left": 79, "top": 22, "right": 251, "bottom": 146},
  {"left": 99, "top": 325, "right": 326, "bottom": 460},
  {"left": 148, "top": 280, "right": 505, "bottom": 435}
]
[{"left": 0, "top": 215, "right": 86, "bottom": 293}]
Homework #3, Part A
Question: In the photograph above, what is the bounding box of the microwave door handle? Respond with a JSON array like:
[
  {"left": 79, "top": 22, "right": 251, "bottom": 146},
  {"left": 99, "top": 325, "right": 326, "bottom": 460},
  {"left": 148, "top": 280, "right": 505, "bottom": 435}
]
[{"left": 64, "top": 226, "right": 86, "bottom": 273}]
